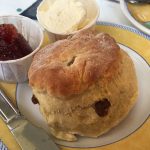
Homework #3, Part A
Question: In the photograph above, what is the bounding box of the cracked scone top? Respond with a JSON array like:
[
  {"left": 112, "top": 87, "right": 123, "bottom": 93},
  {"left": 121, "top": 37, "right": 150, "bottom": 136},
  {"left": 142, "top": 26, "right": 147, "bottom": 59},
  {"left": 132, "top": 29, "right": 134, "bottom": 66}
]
[
  {"left": 29, "top": 30, "right": 120, "bottom": 98},
  {"left": 28, "top": 30, "right": 138, "bottom": 141}
]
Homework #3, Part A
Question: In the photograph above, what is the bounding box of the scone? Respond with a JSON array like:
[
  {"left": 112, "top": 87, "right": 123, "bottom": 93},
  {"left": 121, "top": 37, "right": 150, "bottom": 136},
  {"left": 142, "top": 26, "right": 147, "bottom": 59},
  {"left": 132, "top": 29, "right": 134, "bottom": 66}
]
[{"left": 28, "top": 29, "right": 138, "bottom": 141}]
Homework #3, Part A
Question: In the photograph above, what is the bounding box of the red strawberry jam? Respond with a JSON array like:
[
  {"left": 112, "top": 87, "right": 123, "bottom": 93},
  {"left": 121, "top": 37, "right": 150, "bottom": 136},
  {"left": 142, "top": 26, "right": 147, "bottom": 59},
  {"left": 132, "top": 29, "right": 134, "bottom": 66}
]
[{"left": 0, "top": 24, "right": 32, "bottom": 61}]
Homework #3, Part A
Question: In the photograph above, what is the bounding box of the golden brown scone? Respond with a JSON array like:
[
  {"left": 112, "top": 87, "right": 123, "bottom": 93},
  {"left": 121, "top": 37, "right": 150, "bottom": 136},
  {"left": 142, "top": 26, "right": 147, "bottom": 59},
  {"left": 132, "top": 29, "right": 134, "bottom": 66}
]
[
  {"left": 29, "top": 30, "right": 120, "bottom": 98},
  {"left": 28, "top": 29, "right": 138, "bottom": 141}
]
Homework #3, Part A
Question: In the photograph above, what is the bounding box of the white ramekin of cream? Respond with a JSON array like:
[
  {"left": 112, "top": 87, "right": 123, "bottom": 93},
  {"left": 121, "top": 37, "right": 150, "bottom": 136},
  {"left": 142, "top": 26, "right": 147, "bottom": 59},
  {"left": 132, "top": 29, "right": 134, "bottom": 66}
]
[{"left": 37, "top": 0, "right": 100, "bottom": 36}]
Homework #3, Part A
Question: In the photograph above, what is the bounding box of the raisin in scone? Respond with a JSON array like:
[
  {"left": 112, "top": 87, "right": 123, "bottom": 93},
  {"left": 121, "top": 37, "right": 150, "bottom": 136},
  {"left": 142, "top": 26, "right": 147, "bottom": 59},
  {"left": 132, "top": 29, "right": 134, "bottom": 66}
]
[{"left": 28, "top": 29, "right": 138, "bottom": 141}]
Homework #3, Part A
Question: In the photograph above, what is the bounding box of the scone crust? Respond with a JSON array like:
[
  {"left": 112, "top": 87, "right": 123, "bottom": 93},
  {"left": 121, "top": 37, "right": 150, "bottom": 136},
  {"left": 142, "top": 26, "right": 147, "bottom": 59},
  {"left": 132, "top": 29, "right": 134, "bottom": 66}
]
[
  {"left": 31, "top": 50, "right": 138, "bottom": 141},
  {"left": 28, "top": 30, "right": 138, "bottom": 141},
  {"left": 28, "top": 30, "right": 121, "bottom": 98}
]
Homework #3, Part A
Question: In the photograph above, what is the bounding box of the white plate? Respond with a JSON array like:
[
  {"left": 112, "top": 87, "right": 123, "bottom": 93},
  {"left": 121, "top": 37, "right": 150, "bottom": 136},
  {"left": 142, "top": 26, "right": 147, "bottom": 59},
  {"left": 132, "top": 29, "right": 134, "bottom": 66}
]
[
  {"left": 120, "top": 0, "right": 150, "bottom": 35},
  {"left": 16, "top": 23, "right": 150, "bottom": 148}
]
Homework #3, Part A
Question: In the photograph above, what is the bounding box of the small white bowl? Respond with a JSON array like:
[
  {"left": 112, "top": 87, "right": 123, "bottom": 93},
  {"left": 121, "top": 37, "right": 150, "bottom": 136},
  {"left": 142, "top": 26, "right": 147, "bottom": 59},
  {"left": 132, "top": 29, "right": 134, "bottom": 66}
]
[
  {"left": 37, "top": 0, "right": 100, "bottom": 37},
  {"left": 0, "top": 15, "right": 44, "bottom": 83}
]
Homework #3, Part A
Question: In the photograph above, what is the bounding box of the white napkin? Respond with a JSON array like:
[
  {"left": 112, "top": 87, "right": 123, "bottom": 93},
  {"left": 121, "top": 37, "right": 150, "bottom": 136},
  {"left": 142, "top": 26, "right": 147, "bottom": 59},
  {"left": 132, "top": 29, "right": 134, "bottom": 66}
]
[{"left": 0, "top": 0, "right": 36, "bottom": 15}]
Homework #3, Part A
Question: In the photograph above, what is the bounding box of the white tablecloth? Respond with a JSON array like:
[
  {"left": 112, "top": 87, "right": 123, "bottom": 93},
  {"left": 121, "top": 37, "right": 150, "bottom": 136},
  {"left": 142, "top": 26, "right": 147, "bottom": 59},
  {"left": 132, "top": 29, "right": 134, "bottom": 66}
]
[
  {"left": 98, "top": 0, "right": 132, "bottom": 26},
  {"left": 0, "top": 0, "right": 36, "bottom": 15}
]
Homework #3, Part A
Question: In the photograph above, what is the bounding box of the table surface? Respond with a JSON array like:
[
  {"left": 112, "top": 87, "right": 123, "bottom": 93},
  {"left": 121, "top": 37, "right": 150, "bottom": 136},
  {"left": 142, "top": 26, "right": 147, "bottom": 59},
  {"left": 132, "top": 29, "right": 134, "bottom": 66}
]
[
  {"left": 0, "top": 0, "right": 150, "bottom": 150},
  {"left": 98, "top": 0, "right": 132, "bottom": 26}
]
